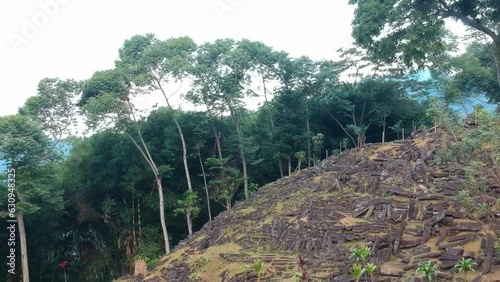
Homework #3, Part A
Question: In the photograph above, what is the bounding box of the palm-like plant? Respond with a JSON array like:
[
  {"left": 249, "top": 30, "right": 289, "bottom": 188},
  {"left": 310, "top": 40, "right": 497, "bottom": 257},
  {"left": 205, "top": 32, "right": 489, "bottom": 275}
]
[
  {"left": 240, "top": 264, "right": 249, "bottom": 282},
  {"left": 253, "top": 259, "right": 264, "bottom": 281},
  {"left": 416, "top": 261, "right": 437, "bottom": 281},
  {"left": 351, "top": 263, "right": 366, "bottom": 282},
  {"left": 350, "top": 246, "right": 371, "bottom": 263},
  {"left": 366, "top": 262, "right": 377, "bottom": 281},
  {"left": 454, "top": 257, "right": 477, "bottom": 280},
  {"left": 350, "top": 245, "right": 371, "bottom": 281}
]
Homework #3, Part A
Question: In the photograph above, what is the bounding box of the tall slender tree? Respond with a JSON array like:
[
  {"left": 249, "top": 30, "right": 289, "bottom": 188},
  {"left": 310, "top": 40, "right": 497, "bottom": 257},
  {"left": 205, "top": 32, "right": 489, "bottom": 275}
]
[
  {"left": 80, "top": 68, "right": 172, "bottom": 254},
  {"left": 116, "top": 34, "right": 198, "bottom": 235}
]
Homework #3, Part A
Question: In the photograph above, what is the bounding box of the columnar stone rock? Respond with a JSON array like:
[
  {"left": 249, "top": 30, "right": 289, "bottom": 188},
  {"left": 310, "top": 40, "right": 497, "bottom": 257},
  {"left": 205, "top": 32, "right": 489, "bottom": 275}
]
[{"left": 134, "top": 129, "right": 500, "bottom": 281}]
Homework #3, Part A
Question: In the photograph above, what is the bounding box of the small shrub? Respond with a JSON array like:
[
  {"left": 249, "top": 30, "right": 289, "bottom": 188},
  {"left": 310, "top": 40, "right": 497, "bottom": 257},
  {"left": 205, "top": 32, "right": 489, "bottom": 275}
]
[
  {"left": 253, "top": 259, "right": 264, "bottom": 281},
  {"left": 416, "top": 261, "right": 437, "bottom": 282},
  {"left": 350, "top": 263, "right": 365, "bottom": 282},
  {"left": 366, "top": 262, "right": 377, "bottom": 280},
  {"left": 349, "top": 246, "right": 371, "bottom": 263},
  {"left": 240, "top": 264, "right": 249, "bottom": 282},
  {"left": 189, "top": 272, "right": 200, "bottom": 281},
  {"left": 454, "top": 257, "right": 477, "bottom": 280},
  {"left": 292, "top": 271, "right": 303, "bottom": 282}
]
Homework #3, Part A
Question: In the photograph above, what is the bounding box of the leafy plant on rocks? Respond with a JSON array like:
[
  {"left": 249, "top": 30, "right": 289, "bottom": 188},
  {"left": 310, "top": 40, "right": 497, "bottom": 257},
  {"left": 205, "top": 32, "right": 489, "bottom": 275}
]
[
  {"left": 415, "top": 261, "right": 437, "bottom": 282},
  {"left": 189, "top": 272, "right": 200, "bottom": 281},
  {"left": 240, "top": 264, "right": 249, "bottom": 282},
  {"left": 366, "top": 262, "right": 377, "bottom": 281},
  {"left": 454, "top": 257, "right": 477, "bottom": 281},
  {"left": 350, "top": 263, "right": 365, "bottom": 282},
  {"left": 253, "top": 259, "right": 264, "bottom": 281}
]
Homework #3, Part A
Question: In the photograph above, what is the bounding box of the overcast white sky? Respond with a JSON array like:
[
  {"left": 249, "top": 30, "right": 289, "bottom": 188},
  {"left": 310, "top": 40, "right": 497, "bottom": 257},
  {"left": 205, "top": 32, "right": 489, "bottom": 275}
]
[
  {"left": 1, "top": 0, "right": 470, "bottom": 119},
  {"left": 0, "top": 0, "right": 358, "bottom": 117}
]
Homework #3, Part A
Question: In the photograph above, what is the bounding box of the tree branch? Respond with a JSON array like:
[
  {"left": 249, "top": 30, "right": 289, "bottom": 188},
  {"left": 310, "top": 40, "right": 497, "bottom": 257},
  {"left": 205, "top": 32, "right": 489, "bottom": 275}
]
[
  {"left": 326, "top": 109, "right": 357, "bottom": 147},
  {"left": 438, "top": 2, "right": 499, "bottom": 45}
]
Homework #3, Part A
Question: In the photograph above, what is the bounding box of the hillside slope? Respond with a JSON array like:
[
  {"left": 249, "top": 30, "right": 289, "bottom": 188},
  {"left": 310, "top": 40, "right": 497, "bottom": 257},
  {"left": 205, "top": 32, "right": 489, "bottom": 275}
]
[{"left": 135, "top": 128, "right": 500, "bottom": 282}]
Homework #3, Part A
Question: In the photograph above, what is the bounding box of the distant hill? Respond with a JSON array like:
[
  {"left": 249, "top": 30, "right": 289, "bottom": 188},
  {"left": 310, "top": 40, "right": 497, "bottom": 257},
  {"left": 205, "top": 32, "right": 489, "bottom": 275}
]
[{"left": 130, "top": 128, "right": 499, "bottom": 282}]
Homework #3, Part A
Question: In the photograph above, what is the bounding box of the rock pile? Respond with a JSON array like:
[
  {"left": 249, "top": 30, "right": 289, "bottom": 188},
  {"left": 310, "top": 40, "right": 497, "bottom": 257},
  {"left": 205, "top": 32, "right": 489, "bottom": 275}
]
[{"left": 138, "top": 128, "right": 499, "bottom": 282}]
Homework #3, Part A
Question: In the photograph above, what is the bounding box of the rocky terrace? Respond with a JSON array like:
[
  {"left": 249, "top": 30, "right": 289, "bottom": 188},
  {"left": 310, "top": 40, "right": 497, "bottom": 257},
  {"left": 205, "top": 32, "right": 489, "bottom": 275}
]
[{"left": 135, "top": 128, "right": 500, "bottom": 282}]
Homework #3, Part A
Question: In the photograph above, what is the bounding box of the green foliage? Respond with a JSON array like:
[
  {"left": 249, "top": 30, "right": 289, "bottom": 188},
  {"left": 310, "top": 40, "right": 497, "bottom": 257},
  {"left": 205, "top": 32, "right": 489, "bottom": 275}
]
[
  {"left": 174, "top": 190, "right": 201, "bottom": 218},
  {"left": 350, "top": 263, "right": 366, "bottom": 282},
  {"left": 136, "top": 225, "right": 165, "bottom": 269},
  {"left": 349, "top": 0, "right": 498, "bottom": 71},
  {"left": 292, "top": 271, "right": 303, "bottom": 282},
  {"left": 196, "top": 257, "right": 209, "bottom": 268},
  {"left": 80, "top": 68, "right": 129, "bottom": 105},
  {"left": 366, "top": 262, "right": 377, "bottom": 278},
  {"left": 248, "top": 182, "right": 259, "bottom": 194},
  {"left": 20, "top": 78, "right": 82, "bottom": 139},
  {"left": 416, "top": 261, "right": 438, "bottom": 281},
  {"left": 349, "top": 246, "right": 371, "bottom": 263},
  {"left": 0, "top": 114, "right": 49, "bottom": 167},
  {"left": 253, "top": 258, "right": 264, "bottom": 273},
  {"left": 240, "top": 264, "right": 250, "bottom": 281},
  {"left": 188, "top": 272, "right": 200, "bottom": 281},
  {"left": 294, "top": 151, "right": 306, "bottom": 162},
  {"left": 206, "top": 157, "right": 243, "bottom": 209},
  {"left": 495, "top": 241, "right": 500, "bottom": 261},
  {"left": 3, "top": 33, "right": 468, "bottom": 280},
  {"left": 253, "top": 258, "right": 265, "bottom": 281},
  {"left": 454, "top": 257, "right": 477, "bottom": 279},
  {"left": 450, "top": 108, "right": 499, "bottom": 217},
  {"left": 437, "top": 43, "right": 499, "bottom": 104}
]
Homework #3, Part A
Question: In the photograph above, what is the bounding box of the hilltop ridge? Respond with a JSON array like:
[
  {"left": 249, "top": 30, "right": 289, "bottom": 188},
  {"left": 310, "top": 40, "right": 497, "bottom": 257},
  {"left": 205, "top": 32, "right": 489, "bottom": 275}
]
[{"left": 130, "top": 128, "right": 499, "bottom": 282}]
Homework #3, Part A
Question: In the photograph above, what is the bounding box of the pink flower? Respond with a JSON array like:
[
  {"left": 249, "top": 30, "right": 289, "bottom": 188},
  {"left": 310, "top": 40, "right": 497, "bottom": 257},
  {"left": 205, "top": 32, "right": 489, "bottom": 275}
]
[{"left": 59, "top": 261, "right": 68, "bottom": 270}]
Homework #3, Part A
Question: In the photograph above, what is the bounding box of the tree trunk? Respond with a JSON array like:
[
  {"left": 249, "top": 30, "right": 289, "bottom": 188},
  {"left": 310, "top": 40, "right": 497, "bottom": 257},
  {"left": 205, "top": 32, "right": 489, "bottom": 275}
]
[
  {"left": 306, "top": 99, "right": 311, "bottom": 168},
  {"left": 157, "top": 81, "right": 193, "bottom": 235},
  {"left": 137, "top": 198, "right": 142, "bottom": 247},
  {"left": 457, "top": 89, "right": 469, "bottom": 116},
  {"left": 156, "top": 177, "right": 171, "bottom": 254},
  {"left": 226, "top": 198, "right": 232, "bottom": 210},
  {"left": 206, "top": 102, "right": 223, "bottom": 161},
  {"left": 263, "top": 74, "right": 282, "bottom": 179},
  {"left": 235, "top": 123, "right": 249, "bottom": 199},
  {"left": 198, "top": 150, "right": 212, "bottom": 221},
  {"left": 132, "top": 195, "right": 136, "bottom": 249},
  {"left": 172, "top": 118, "right": 193, "bottom": 191},
  {"left": 186, "top": 214, "right": 193, "bottom": 237},
  {"left": 382, "top": 115, "right": 386, "bottom": 145},
  {"left": 288, "top": 158, "right": 292, "bottom": 176},
  {"left": 125, "top": 130, "right": 170, "bottom": 254},
  {"left": 215, "top": 130, "right": 223, "bottom": 161},
  {"left": 125, "top": 110, "right": 170, "bottom": 255},
  {"left": 262, "top": 74, "right": 275, "bottom": 131},
  {"left": 492, "top": 43, "right": 500, "bottom": 91},
  {"left": 296, "top": 159, "right": 302, "bottom": 172},
  {"left": 17, "top": 214, "right": 29, "bottom": 282},
  {"left": 171, "top": 117, "right": 194, "bottom": 235}
]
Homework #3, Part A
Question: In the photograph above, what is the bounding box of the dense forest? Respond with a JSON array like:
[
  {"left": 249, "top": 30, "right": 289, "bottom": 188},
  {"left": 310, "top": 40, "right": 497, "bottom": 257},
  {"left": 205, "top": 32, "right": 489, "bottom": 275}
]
[{"left": 1, "top": 1, "right": 499, "bottom": 281}]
